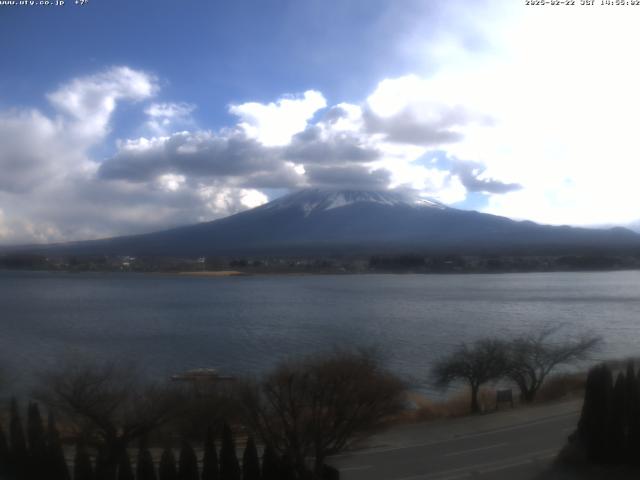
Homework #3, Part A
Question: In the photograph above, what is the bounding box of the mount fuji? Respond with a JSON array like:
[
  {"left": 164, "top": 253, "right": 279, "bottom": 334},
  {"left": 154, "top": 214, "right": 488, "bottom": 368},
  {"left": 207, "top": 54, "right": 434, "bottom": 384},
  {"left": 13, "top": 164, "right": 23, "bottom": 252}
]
[{"left": 20, "top": 189, "right": 640, "bottom": 257}]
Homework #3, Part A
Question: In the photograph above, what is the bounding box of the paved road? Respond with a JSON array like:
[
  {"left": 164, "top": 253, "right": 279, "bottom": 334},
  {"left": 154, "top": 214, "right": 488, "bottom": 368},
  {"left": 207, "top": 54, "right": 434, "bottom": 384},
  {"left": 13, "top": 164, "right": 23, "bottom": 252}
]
[{"left": 330, "top": 400, "right": 582, "bottom": 480}]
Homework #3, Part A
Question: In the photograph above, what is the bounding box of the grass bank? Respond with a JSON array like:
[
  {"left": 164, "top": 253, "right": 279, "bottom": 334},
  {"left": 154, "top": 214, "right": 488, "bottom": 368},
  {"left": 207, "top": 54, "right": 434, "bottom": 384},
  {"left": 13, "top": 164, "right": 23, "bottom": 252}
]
[{"left": 396, "top": 371, "right": 587, "bottom": 424}]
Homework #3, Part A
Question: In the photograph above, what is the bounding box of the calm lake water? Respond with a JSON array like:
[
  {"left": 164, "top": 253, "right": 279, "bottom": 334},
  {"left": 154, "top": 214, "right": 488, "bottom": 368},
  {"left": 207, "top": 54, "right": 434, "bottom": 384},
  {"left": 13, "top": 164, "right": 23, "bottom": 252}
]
[{"left": 1, "top": 270, "right": 640, "bottom": 397}]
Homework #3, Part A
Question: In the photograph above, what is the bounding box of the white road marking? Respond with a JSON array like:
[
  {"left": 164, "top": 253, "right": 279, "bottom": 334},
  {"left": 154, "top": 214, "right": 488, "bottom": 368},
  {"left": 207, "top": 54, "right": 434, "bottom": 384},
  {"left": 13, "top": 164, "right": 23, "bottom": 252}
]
[{"left": 443, "top": 442, "right": 508, "bottom": 458}]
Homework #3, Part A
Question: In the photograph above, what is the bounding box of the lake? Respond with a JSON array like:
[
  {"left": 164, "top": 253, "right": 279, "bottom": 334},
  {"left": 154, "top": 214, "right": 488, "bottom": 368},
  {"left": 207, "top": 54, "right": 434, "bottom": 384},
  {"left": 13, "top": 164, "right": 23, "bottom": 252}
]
[{"left": 1, "top": 270, "right": 640, "bottom": 397}]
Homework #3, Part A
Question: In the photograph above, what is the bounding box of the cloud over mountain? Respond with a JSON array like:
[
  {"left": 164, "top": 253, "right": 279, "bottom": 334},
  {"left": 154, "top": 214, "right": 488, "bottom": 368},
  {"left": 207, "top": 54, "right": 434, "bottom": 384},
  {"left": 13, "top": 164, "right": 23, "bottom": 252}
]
[
  {"left": 0, "top": 60, "right": 530, "bottom": 244},
  {"left": 0, "top": 67, "right": 260, "bottom": 243}
]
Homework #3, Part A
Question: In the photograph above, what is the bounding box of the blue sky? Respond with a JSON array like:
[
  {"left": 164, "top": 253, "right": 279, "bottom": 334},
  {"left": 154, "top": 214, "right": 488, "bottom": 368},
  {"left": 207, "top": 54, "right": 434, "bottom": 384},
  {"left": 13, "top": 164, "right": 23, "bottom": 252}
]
[
  {"left": 1, "top": 0, "right": 640, "bottom": 243},
  {"left": 2, "top": 1, "right": 428, "bottom": 125}
]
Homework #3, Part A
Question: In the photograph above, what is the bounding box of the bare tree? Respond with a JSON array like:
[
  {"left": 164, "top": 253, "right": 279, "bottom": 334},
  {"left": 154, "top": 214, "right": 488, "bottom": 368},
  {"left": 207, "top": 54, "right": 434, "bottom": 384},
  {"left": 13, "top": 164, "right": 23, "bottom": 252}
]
[
  {"left": 432, "top": 339, "right": 508, "bottom": 414},
  {"left": 34, "top": 358, "right": 180, "bottom": 480},
  {"left": 505, "top": 327, "right": 601, "bottom": 403},
  {"left": 168, "top": 385, "right": 240, "bottom": 441},
  {"left": 240, "top": 349, "right": 406, "bottom": 479}
]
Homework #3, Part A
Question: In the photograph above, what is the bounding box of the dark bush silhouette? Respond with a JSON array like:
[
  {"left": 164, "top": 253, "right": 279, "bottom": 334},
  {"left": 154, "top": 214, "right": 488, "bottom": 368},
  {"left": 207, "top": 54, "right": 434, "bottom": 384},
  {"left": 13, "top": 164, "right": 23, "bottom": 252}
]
[
  {"left": 159, "top": 447, "right": 178, "bottom": 480},
  {"left": 577, "top": 364, "right": 613, "bottom": 463},
  {"left": 628, "top": 365, "right": 640, "bottom": 464},
  {"left": 241, "top": 436, "right": 260, "bottom": 480},
  {"left": 36, "top": 359, "right": 179, "bottom": 477},
  {"left": 47, "top": 412, "right": 70, "bottom": 480},
  {"left": 609, "top": 373, "right": 626, "bottom": 463},
  {"left": 568, "top": 362, "right": 640, "bottom": 466},
  {"left": 9, "top": 398, "right": 27, "bottom": 479},
  {"left": 219, "top": 424, "right": 240, "bottom": 480},
  {"left": 278, "top": 453, "right": 296, "bottom": 480},
  {"left": 27, "top": 402, "right": 47, "bottom": 478},
  {"left": 117, "top": 450, "right": 135, "bottom": 480},
  {"left": 179, "top": 440, "right": 199, "bottom": 480},
  {"left": 136, "top": 439, "right": 157, "bottom": 480},
  {"left": 260, "top": 444, "right": 280, "bottom": 480},
  {"left": 0, "top": 400, "right": 338, "bottom": 480},
  {"left": 95, "top": 447, "right": 110, "bottom": 480},
  {"left": 0, "top": 422, "right": 10, "bottom": 477},
  {"left": 170, "top": 386, "right": 239, "bottom": 443},
  {"left": 201, "top": 427, "right": 219, "bottom": 480},
  {"left": 73, "top": 442, "right": 94, "bottom": 480}
]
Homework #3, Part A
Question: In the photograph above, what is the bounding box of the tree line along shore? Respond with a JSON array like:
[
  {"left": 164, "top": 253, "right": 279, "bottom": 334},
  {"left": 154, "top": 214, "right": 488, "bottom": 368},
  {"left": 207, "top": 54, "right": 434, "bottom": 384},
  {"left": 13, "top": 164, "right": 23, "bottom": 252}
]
[{"left": 3, "top": 251, "right": 640, "bottom": 274}]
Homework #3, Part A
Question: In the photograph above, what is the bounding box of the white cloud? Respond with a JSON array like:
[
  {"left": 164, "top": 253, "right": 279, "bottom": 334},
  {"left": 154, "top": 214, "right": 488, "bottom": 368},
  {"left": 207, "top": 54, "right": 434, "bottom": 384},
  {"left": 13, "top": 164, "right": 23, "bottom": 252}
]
[
  {"left": 365, "top": 74, "right": 492, "bottom": 146},
  {"left": 230, "top": 90, "right": 327, "bottom": 147},
  {"left": 0, "top": 67, "right": 255, "bottom": 244},
  {"left": 145, "top": 102, "right": 194, "bottom": 118},
  {"left": 157, "top": 173, "right": 186, "bottom": 192},
  {"left": 0, "top": 67, "right": 158, "bottom": 196},
  {"left": 362, "top": 2, "right": 640, "bottom": 227},
  {"left": 197, "top": 186, "right": 268, "bottom": 218},
  {"left": 240, "top": 189, "right": 269, "bottom": 209},
  {"left": 468, "top": 6, "right": 640, "bottom": 226},
  {"left": 0, "top": 110, "right": 68, "bottom": 193},
  {"left": 99, "top": 130, "right": 301, "bottom": 186},
  {"left": 97, "top": 75, "right": 514, "bottom": 211},
  {"left": 145, "top": 102, "right": 195, "bottom": 135},
  {"left": 48, "top": 66, "right": 157, "bottom": 144}
]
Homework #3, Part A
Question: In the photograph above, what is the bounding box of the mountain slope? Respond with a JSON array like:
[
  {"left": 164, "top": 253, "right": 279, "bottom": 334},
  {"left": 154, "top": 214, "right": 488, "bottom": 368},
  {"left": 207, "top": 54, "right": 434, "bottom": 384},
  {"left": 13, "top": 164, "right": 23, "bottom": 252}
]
[{"left": 22, "top": 189, "right": 640, "bottom": 257}]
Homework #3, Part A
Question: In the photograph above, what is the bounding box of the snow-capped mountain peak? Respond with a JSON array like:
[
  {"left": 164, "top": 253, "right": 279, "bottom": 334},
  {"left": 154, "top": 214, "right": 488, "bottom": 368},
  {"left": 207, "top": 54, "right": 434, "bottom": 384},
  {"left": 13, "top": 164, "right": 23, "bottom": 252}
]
[{"left": 261, "top": 189, "right": 447, "bottom": 216}]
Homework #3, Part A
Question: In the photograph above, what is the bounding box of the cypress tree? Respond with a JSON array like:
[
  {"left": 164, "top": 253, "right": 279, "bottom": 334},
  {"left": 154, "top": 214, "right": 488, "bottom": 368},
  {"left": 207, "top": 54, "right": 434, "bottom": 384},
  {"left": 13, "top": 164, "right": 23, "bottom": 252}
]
[
  {"left": 46, "top": 412, "right": 70, "bottom": 480},
  {"left": 26, "top": 403, "right": 45, "bottom": 452},
  {"left": 117, "top": 450, "right": 135, "bottom": 480},
  {"left": 159, "top": 447, "right": 178, "bottom": 480},
  {"left": 626, "top": 367, "right": 640, "bottom": 463},
  {"left": 578, "top": 366, "right": 598, "bottom": 459},
  {"left": 241, "top": 436, "right": 260, "bottom": 480},
  {"left": 219, "top": 424, "right": 240, "bottom": 480},
  {"left": 629, "top": 369, "right": 640, "bottom": 464},
  {"left": 27, "top": 402, "right": 47, "bottom": 478},
  {"left": 578, "top": 365, "right": 613, "bottom": 463},
  {"left": 279, "top": 452, "right": 296, "bottom": 480},
  {"left": 578, "top": 366, "right": 595, "bottom": 438},
  {"left": 625, "top": 362, "right": 636, "bottom": 414},
  {"left": 0, "top": 422, "right": 10, "bottom": 477},
  {"left": 73, "top": 443, "right": 94, "bottom": 480},
  {"left": 201, "top": 427, "right": 218, "bottom": 480},
  {"left": 599, "top": 365, "right": 614, "bottom": 463},
  {"left": 178, "top": 440, "right": 199, "bottom": 480},
  {"left": 95, "top": 447, "right": 110, "bottom": 480},
  {"left": 621, "top": 363, "right": 635, "bottom": 463},
  {"left": 609, "top": 372, "right": 627, "bottom": 463},
  {"left": 136, "top": 439, "right": 157, "bottom": 480},
  {"left": 260, "top": 445, "right": 279, "bottom": 480},
  {"left": 9, "top": 398, "right": 27, "bottom": 479}
]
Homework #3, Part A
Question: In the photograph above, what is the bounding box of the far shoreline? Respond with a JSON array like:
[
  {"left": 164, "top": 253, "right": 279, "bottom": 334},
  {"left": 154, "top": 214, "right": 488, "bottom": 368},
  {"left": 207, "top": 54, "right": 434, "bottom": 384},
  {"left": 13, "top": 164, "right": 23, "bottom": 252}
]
[
  {"left": 3, "top": 267, "right": 640, "bottom": 277},
  {"left": 176, "top": 270, "right": 249, "bottom": 277}
]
